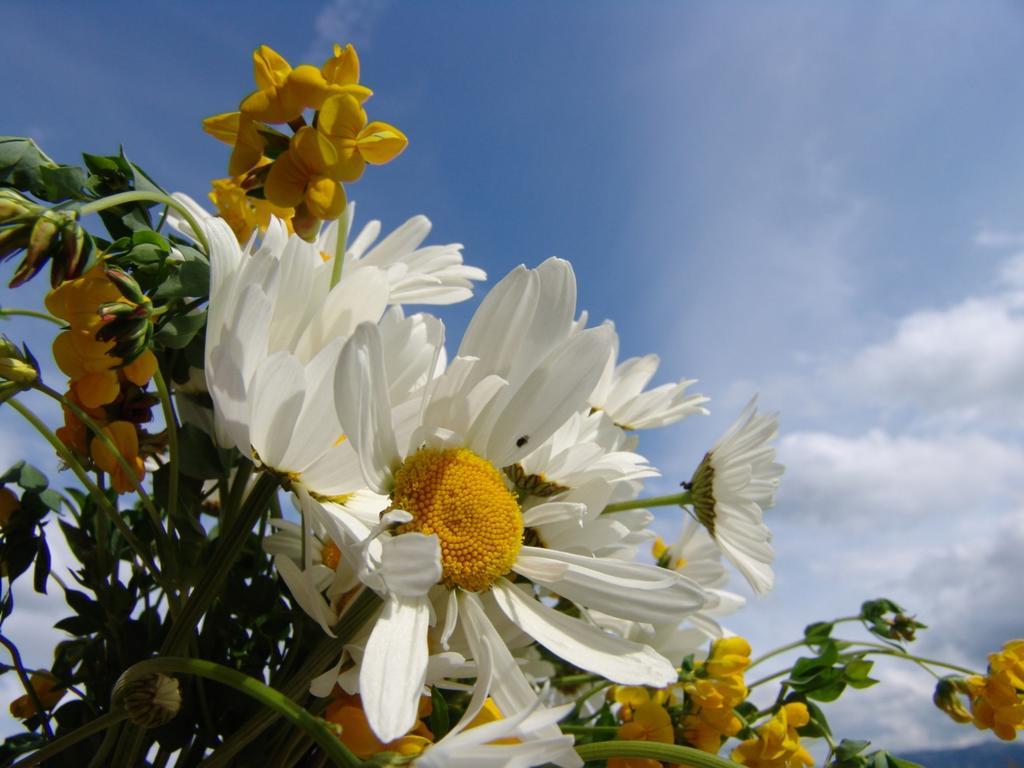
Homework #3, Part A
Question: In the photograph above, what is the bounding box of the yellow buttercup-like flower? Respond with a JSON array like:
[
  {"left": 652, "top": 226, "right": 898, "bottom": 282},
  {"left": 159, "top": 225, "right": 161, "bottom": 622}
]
[
  {"left": 681, "top": 636, "right": 752, "bottom": 754},
  {"left": 264, "top": 127, "right": 347, "bottom": 220},
  {"left": 209, "top": 174, "right": 295, "bottom": 243},
  {"left": 316, "top": 93, "right": 408, "bottom": 182},
  {"left": 10, "top": 672, "right": 66, "bottom": 719},
  {"left": 239, "top": 45, "right": 371, "bottom": 124},
  {"left": 732, "top": 702, "right": 814, "bottom": 768},
  {"left": 90, "top": 420, "right": 145, "bottom": 494}
]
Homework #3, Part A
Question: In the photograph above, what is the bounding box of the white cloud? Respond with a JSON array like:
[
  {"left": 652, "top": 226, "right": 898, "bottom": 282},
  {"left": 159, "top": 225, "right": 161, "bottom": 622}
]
[
  {"left": 307, "top": 0, "right": 391, "bottom": 58},
  {"left": 779, "top": 429, "right": 1024, "bottom": 527},
  {"left": 834, "top": 291, "right": 1024, "bottom": 429},
  {"left": 973, "top": 227, "right": 1024, "bottom": 249}
]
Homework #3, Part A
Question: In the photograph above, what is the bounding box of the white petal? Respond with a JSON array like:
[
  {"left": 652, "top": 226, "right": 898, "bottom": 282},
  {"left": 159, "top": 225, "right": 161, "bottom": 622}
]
[
  {"left": 513, "top": 546, "right": 707, "bottom": 622},
  {"left": 492, "top": 579, "right": 676, "bottom": 687},
  {"left": 247, "top": 352, "right": 305, "bottom": 468},
  {"left": 335, "top": 323, "right": 399, "bottom": 493},
  {"left": 488, "top": 324, "right": 614, "bottom": 467},
  {"left": 380, "top": 533, "right": 442, "bottom": 597},
  {"left": 360, "top": 594, "right": 432, "bottom": 742}
]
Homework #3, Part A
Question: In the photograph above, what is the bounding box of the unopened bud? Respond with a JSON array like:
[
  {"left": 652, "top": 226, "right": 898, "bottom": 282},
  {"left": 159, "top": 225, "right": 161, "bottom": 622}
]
[
  {"left": 104, "top": 266, "right": 148, "bottom": 306},
  {"left": 115, "top": 672, "right": 181, "bottom": 728},
  {"left": 0, "top": 190, "right": 36, "bottom": 222},
  {"left": 933, "top": 678, "right": 973, "bottom": 724},
  {"left": 0, "top": 335, "right": 38, "bottom": 386}
]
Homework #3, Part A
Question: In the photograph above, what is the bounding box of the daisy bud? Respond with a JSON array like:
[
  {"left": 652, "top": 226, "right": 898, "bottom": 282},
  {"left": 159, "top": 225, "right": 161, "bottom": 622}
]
[{"left": 115, "top": 672, "right": 181, "bottom": 728}]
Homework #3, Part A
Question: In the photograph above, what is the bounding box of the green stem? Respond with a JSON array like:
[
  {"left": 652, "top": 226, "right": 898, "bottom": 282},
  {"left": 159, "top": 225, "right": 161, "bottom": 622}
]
[
  {"left": 603, "top": 490, "right": 692, "bottom": 514},
  {"left": 748, "top": 667, "right": 789, "bottom": 690},
  {"left": 575, "top": 740, "right": 738, "bottom": 767},
  {"left": 10, "top": 710, "right": 128, "bottom": 768},
  {"left": 5, "top": 396, "right": 167, "bottom": 587},
  {"left": 748, "top": 639, "right": 806, "bottom": 670},
  {"left": 552, "top": 673, "right": 601, "bottom": 687},
  {"left": 838, "top": 640, "right": 979, "bottom": 676},
  {"left": 33, "top": 383, "right": 176, "bottom": 591},
  {"left": 197, "top": 587, "right": 383, "bottom": 768},
  {"left": 151, "top": 367, "right": 180, "bottom": 539},
  {"left": 223, "top": 459, "right": 255, "bottom": 530},
  {"left": 78, "top": 191, "right": 209, "bottom": 254},
  {"left": 0, "top": 308, "right": 63, "bottom": 326},
  {"left": 160, "top": 472, "right": 280, "bottom": 656},
  {"left": 329, "top": 207, "right": 349, "bottom": 289},
  {"left": 121, "top": 657, "right": 361, "bottom": 768}
]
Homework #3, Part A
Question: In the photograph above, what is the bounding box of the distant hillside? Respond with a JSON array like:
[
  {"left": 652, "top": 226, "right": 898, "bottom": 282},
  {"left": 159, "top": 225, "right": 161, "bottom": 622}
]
[{"left": 901, "top": 741, "right": 1024, "bottom": 767}]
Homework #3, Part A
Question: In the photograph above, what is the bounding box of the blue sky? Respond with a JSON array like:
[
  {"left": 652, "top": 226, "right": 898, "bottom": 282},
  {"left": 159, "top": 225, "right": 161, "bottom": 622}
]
[{"left": 4, "top": 0, "right": 1024, "bottom": 752}]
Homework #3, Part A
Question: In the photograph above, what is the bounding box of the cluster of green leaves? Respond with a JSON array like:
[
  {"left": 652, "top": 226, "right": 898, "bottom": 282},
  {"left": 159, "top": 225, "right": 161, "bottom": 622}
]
[{"left": 0, "top": 138, "right": 331, "bottom": 766}]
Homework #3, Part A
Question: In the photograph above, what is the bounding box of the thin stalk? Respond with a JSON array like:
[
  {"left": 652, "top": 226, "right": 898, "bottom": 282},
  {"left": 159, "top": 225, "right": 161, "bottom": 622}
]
[
  {"left": 575, "top": 740, "right": 738, "bottom": 767},
  {"left": 121, "top": 657, "right": 361, "bottom": 768},
  {"left": 152, "top": 367, "right": 180, "bottom": 539},
  {"left": 748, "top": 639, "right": 807, "bottom": 670},
  {"left": 78, "top": 191, "right": 209, "bottom": 253},
  {"left": 222, "top": 460, "right": 255, "bottom": 530},
  {"left": 0, "top": 308, "right": 63, "bottom": 326},
  {"left": 161, "top": 472, "right": 280, "bottom": 656},
  {"left": 6, "top": 397, "right": 166, "bottom": 587},
  {"left": 0, "top": 634, "right": 54, "bottom": 739},
  {"left": 33, "top": 382, "right": 174, "bottom": 580},
  {"left": 197, "top": 587, "right": 382, "bottom": 768},
  {"left": 838, "top": 640, "right": 978, "bottom": 676},
  {"left": 603, "top": 490, "right": 692, "bottom": 514},
  {"left": 11, "top": 710, "right": 127, "bottom": 768},
  {"left": 329, "top": 207, "right": 349, "bottom": 289}
]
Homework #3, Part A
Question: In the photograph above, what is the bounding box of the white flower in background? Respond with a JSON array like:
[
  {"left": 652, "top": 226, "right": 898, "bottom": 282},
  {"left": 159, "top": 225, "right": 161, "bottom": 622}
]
[
  {"left": 263, "top": 517, "right": 360, "bottom": 635},
  {"left": 334, "top": 258, "right": 711, "bottom": 741},
  {"left": 589, "top": 331, "right": 709, "bottom": 430},
  {"left": 687, "top": 396, "right": 783, "bottom": 595},
  {"left": 316, "top": 202, "right": 486, "bottom": 305}
]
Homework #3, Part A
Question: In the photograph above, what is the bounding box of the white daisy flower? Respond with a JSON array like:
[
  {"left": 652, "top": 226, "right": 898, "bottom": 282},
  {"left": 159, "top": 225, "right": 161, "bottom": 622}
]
[
  {"left": 589, "top": 331, "right": 709, "bottom": 430},
  {"left": 316, "top": 202, "right": 486, "bottom": 305},
  {"left": 334, "top": 258, "right": 710, "bottom": 741},
  {"left": 686, "top": 396, "right": 784, "bottom": 595}
]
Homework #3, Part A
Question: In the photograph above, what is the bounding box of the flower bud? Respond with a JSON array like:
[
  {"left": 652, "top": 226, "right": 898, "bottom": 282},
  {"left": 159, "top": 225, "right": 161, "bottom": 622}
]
[
  {"left": 0, "top": 335, "right": 39, "bottom": 386},
  {"left": 934, "top": 678, "right": 973, "bottom": 724},
  {"left": 115, "top": 672, "right": 181, "bottom": 728},
  {"left": 0, "top": 190, "right": 37, "bottom": 222}
]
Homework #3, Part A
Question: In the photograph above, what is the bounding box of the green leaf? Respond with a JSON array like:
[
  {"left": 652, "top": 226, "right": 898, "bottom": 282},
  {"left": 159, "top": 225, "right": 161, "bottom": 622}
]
[
  {"left": 155, "top": 310, "right": 207, "bottom": 350},
  {"left": 835, "top": 739, "right": 871, "bottom": 761},
  {"left": 0, "top": 137, "right": 85, "bottom": 201},
  {"left": 33, "top": 536, "right": 50, "bottom": 595},
  {"left": 804, "top": 621, "right": 834, "bottom": 644},
  {"left": 17, "top": 463, "right": 47, "bottom": 493},
  {"left": 429, "top": 687, "right": 450, "bottom": 739}
]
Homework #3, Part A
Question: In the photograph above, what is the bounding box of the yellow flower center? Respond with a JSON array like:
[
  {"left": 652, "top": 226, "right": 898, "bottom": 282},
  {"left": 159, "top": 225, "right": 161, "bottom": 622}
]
[{"left": 392, "top": 447, "right": 523, "bottom": 592}]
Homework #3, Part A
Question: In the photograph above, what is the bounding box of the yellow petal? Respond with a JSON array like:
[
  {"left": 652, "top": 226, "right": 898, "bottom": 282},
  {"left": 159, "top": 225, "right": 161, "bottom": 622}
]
[
  {"left": 356, "top": 121, "right": 408, "bottom": 165},
  {"left": 74, "top": 371, "right": 121, "bottom": 409},
  {"left": 202, "top": 112, "right": 241, "bottom": 145},
  {"left": 322, "top": 43, "right": 360, "bottom": 86},
  {"left": 91, "top": 421, "right": 141, "bottom": 479},
  {"left": 228, "top": 116, "right": 266, "bottom": 176},
  {"left": 123, "top": 350, "right": 157, "bottom": 387},
  {"left": 318, "top": 93, "right": 366, "bottom": 140},
  {"left": 292, "top": 126, "right": 337, "bottom": 173},
  {"left": 264, "top": 151, "right": 311, "bottom": 208},
  {"left": 304, "top": 177, "right": 347, "bottom": 220},
  {"left": 284, "top": 65, "right": 333, "bottom": 111},
  {"left": 252, "top": 45, "right": 291, "bottom": 90}
]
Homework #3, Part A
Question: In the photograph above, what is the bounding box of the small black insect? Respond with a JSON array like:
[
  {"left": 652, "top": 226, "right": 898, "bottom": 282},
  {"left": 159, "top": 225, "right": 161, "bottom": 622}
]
[{"left": 516, "top": 435, "right": 529, "bottom": 448}]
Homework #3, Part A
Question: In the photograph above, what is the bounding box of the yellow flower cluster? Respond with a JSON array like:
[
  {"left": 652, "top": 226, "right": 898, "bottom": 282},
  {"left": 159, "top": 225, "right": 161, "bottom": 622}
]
[
  {"left": 961, "top": 640, "right": 1024, "bottom": 741},
  {"left": 204, "top": 44, "right": 407, "bottom": 242},
  {"left": 46, "top": 265, "right": 157, "bottom": 493},
  {"left": 608, "top": 686, "right": 678, "bottom": 768},
  {"left": 681, "top": 637, "right": 751, "bottom": 753},
  {"left": 731, "top": 702, "right": 814, "bottom": 768}
]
